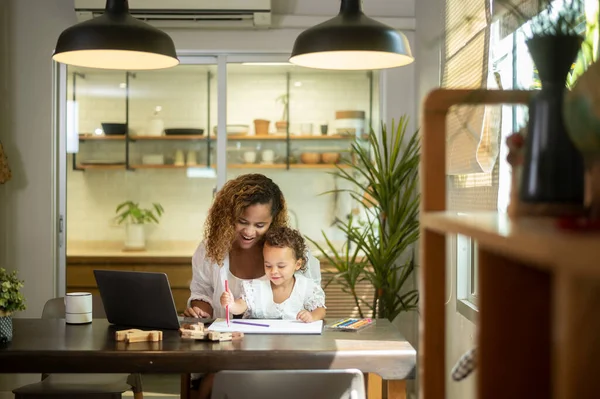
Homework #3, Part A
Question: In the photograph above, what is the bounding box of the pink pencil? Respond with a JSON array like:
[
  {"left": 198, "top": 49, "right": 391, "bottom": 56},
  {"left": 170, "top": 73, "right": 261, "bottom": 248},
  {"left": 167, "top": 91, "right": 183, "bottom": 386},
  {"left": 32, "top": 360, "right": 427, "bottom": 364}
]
[{"left": 225, "top": 279, "right": 230, "bottom": 327}]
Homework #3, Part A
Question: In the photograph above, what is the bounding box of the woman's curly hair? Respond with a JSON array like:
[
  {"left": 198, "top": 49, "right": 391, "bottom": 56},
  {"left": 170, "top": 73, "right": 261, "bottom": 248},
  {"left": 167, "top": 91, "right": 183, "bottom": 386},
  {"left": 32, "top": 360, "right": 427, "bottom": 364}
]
[
  {"left": 264, "top": 226, "right": 308, "bottom": 272},
  {"left": 204, "top": 174, "right": 288, "bottom": 266}
]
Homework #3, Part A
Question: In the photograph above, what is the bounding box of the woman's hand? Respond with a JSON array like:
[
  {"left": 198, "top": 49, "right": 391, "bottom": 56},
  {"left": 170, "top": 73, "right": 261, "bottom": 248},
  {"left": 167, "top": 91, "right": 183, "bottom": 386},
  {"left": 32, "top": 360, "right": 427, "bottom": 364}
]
[
  {"left": 297, "top": 310, "right": 314, "bottom": 323},
  {"left": 183, "top": 306, "right": 211, "bottom": 318},
  {"left": 220, "top": 291, "right": 234, "bottom": 307}
]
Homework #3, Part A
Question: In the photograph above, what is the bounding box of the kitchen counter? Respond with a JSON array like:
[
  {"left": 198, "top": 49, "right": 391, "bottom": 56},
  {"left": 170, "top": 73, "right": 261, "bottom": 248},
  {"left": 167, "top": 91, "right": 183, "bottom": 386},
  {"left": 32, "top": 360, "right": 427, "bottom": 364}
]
[
  {"left": 67, "top": 240, "right": 350, "bottom": 261},
  {"left": 67, "top": 240, "right": 200, "bottom": 261}
]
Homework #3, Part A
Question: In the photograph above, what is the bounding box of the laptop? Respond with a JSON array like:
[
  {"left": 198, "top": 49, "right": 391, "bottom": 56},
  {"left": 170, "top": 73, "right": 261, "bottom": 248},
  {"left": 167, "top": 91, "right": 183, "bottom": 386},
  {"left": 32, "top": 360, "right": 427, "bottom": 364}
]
[{"left": 94, "top": 269, "right": 213, "bottom": 330}]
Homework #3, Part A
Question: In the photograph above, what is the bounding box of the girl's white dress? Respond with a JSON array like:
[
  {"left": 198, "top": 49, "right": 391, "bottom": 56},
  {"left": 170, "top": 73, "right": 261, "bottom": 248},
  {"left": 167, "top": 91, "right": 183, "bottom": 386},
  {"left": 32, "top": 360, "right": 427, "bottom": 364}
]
[
  {"left": 188, "top": 241, "right": 323, "bottom": 318},
  {"left": 241, "top": 274, "right": 326, "bottom": 319}
]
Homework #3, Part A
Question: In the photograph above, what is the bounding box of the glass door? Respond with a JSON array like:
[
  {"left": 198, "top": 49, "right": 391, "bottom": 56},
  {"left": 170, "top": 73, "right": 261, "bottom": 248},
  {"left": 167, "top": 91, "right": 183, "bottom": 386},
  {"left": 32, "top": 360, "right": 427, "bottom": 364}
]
[{"left": 61, "top": 56, "right": 218, "bottom": 311}]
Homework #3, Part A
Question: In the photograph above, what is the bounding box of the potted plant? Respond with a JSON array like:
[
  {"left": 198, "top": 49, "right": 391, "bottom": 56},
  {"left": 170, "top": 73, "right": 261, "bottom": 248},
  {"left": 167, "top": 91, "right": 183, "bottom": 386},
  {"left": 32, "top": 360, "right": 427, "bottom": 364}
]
[
  {"left": 115, "top": 201, "right": 164, "bottom": 250},
  {"left": 275, "top": 94, "right": 288, "bottom": 134},
  {"left": 307, "top": 116, "right": 420, "bottom": 321},
  {"left": 0, "top": 268, "right": 26, "bottom": 343}
]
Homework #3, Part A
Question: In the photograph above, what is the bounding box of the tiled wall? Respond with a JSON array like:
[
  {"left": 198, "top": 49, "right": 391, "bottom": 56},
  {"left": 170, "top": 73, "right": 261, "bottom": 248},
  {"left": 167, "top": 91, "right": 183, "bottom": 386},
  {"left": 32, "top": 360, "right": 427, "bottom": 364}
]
[
  {"left": 66, "top": 66, "right": 376, "bottom": 245},
  {"left": 67, "top": 163, "right": 353, "bottom": 245}
]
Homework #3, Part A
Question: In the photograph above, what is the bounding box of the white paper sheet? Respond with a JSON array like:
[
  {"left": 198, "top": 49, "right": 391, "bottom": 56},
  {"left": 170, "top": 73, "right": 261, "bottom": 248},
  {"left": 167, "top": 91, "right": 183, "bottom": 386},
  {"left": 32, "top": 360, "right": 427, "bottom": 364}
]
[{"left": 208, "top": 319, "right": 323, "bottom": 334}]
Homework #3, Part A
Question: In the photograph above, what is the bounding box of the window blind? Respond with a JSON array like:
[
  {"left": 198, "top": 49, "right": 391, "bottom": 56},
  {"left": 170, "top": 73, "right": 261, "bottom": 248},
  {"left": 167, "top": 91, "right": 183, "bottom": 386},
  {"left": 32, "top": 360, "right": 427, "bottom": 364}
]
[
  {"left": 493, "top": 0, "right": 547, "bottom": 39},
  {"left": 444, "top": 0, "right": 502, "bottom": 212}
]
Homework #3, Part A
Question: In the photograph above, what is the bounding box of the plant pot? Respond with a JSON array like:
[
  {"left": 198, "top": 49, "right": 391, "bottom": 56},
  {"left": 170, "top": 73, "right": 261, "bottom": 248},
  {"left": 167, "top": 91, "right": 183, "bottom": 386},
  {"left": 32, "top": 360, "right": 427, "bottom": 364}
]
[
  {"left": 0, "top": 312, "right": 12, "bottom": 343},
  {"left": 275, "top": 121, "right": 288, "bottom": 134},
  {"left": 519, "top": 35, "right": 585, "bottom": 213},
  {"left": 125, "top": 224, "right": 146, "bottom": 251},
  {"left": 253, "top": 119, "right": 270, "bottom": 136}
]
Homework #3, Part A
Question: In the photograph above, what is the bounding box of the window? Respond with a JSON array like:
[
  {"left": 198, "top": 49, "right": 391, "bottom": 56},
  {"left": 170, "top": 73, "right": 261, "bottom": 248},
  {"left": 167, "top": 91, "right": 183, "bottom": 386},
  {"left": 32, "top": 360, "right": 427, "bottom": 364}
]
[
  {"left": 455, "top": 0, "right": 588, "bottom": 321},
  {"left": 456, "top": 234, "right": 479, "bottom": 322}
]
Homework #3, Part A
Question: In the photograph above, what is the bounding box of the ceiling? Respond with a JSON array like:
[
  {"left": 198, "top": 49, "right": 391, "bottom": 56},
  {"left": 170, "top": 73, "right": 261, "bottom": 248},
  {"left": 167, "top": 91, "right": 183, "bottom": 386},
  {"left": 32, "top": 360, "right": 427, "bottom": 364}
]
[{"left": 270, "top": 0, "right": 415, "bottom": 17}]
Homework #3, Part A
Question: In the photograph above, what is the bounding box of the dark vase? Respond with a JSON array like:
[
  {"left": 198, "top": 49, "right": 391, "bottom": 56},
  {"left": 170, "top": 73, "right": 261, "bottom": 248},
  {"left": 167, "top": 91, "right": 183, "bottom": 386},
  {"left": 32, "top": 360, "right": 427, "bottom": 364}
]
[{"left": 519, "top": 35, "right": 585, "bottom": 207}]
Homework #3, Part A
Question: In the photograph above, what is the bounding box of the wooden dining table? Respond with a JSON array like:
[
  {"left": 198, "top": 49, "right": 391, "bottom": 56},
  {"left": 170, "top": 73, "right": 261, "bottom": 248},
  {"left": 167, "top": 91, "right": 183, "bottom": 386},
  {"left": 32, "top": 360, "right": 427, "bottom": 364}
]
[{"left": 0, "top": 318, "right": 416, "bottom": 399}]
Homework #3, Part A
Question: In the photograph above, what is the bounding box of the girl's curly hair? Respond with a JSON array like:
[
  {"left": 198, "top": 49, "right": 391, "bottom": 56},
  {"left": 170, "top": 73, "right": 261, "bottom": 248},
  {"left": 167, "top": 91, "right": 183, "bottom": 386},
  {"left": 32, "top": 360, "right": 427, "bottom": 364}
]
[
  {"left": 264, "top": 226, "right": 308, "bottom": 272},
  {"left": 204, "top": 174, "right": 288, "bottom": 266}
]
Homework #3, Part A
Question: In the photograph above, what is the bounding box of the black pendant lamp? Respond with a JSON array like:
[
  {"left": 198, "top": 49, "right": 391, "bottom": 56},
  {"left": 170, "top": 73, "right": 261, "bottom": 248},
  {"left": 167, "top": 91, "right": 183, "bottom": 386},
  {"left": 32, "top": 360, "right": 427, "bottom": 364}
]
[
  {"left": 53, "top": 0, "right": 179, "bottom": 70},
  {"left": 290, "top": 0, "right": 414, "bottom": 70}
]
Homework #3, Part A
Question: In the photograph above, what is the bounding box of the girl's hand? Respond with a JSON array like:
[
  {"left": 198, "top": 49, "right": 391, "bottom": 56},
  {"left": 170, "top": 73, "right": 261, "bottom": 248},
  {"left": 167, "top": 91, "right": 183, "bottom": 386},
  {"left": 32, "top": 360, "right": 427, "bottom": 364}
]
[
  {"left": 220, "top": 291, "right": 234, "bottom": 307},
  {"left": 297, "top": 310, "right": 313, "bottom": 323}
]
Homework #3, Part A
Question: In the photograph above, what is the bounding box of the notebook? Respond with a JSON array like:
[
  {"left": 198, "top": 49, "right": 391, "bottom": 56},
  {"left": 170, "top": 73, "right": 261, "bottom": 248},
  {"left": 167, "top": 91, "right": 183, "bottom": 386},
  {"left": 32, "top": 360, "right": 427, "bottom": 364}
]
[{"left": 208, "top": 318, "right": 323, "bottom": 334}]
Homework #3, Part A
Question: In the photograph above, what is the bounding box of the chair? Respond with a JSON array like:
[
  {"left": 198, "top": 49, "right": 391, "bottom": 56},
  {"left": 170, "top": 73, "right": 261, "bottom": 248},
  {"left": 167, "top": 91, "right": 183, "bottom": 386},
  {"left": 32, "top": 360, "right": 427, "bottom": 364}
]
[
  {"left": 210, "top": 369, "right": 366, "bottom": 399},
  {"left": 12, "top": 296, "right": 144, "bottom": 399}
]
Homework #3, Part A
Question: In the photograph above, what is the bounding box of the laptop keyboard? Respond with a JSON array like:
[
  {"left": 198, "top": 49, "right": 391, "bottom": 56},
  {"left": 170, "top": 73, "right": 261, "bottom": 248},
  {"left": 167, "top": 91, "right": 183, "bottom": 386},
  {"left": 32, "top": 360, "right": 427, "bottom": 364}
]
[{"left": 178, "top": 316, "right": 215, "bottom": 324}]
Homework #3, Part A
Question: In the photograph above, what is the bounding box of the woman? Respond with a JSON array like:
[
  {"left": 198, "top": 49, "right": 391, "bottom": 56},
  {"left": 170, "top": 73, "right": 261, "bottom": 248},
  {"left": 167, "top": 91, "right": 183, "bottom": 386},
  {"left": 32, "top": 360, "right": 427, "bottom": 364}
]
[{"left": 183, "top": 173, "right": 322, "bottom": 319}]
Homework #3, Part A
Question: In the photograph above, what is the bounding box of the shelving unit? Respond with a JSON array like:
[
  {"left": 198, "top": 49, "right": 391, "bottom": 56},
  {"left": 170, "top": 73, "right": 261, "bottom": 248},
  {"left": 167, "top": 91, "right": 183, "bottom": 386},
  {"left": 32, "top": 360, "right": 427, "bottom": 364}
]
[
  {"left": 419, "top": 89, "right": 600, "bottom": 399},
  {"left": 75, "top": 163, "right": 126, "bottom": 170},
  {"left": 129, "top": 135, "right": 207, "bottom": 141},
  {"left": 78, "top": 135, "right": 125, "bottom": 141},
  {"left": 71, "top": 66, "right": 374, "bottom": 173}
]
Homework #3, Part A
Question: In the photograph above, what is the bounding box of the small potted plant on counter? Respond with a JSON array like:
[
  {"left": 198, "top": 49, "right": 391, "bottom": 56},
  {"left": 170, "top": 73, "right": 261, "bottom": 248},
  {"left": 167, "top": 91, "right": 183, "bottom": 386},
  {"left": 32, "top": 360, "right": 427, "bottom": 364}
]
[
  {"left": 115, "top": 201, "right": 164, "bottom": 251},
  {"left": 0, "top": 268, "right": 26, "bottom": 343}
]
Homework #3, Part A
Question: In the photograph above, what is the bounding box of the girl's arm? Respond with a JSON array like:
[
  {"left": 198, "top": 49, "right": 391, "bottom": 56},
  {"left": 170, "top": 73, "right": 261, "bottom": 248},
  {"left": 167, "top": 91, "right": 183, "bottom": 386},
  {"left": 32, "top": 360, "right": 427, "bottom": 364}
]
[
  {"left": 310, "top": 307, "right": 326, "bottom": 321},
  {"left": 230, "top": 297, "right": 248, "bottom": 315},
  {"left": 297, "top": 307, "right": 326, "bottom": 323},
  {"left": 297, "top": 276, "right": 327, "bottom": 322},
  {"left": 220, "top": 291, "right": 248, "bottom": 315}
]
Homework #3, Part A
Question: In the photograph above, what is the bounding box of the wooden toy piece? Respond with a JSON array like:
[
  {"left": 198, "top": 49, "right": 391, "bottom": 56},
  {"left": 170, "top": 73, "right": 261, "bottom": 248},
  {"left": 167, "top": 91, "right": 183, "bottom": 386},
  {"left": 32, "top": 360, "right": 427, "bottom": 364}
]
[
  {"left": 207, "top": 331, "right": 221, "bottom": 341},
  {"left": 189, "top": 323, "right": 204, "bottom": 332},
  {"left": 115, "top": 329, "right": 142, "bottom": 342},
  {"left": 127, "top": 330, "right": 163, "bottom": 343},
  {"left": 179, "top": 329, "right": 206, "bottom": 340},
  {"left": 232, "top": 332, "right": 244, "bottom": 340},
  {"left": 115, "top": 329, "right": 163, "bottom": 343}
]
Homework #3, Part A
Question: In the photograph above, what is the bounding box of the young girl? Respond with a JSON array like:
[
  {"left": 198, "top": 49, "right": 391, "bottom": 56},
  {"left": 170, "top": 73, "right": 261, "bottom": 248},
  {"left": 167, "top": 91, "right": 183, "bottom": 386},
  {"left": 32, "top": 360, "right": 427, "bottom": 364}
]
[{"left": 220, "top": 226, "right": 326, "bottom": 323}]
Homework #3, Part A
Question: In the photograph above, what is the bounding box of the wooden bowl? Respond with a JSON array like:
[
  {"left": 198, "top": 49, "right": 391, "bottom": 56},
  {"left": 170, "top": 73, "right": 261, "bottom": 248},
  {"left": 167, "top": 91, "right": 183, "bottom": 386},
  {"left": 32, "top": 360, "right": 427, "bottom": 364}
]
[
  {"left": 300, "top": 152, "right": 321, "bottom": 164},
  {"left": 321, "top": 152, "right": 340, "bottom": 164}
]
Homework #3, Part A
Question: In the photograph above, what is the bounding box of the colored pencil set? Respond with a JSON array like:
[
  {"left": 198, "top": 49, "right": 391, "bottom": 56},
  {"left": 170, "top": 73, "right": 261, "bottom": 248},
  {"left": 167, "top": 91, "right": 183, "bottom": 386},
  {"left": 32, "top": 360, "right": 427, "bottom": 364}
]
[{"left": 326, "top": 318, "right": 374, "bottom": 332}]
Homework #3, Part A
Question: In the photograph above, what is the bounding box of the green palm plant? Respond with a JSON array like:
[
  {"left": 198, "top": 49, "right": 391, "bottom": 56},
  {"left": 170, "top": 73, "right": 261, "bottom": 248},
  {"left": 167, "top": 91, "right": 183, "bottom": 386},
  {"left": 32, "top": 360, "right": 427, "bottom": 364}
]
[{"left": 307, "top": 116, "right": 420, "bottom": 321}]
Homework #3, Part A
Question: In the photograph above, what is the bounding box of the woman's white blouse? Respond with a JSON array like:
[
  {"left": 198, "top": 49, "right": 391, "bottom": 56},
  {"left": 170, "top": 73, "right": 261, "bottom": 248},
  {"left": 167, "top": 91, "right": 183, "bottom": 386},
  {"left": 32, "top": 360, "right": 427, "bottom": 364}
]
[
  {"left": 188, "top": 241, "right": 323, "bottom": 318},
  {"left": 242, "top": 274, "right": 326, "bottom": 319}
]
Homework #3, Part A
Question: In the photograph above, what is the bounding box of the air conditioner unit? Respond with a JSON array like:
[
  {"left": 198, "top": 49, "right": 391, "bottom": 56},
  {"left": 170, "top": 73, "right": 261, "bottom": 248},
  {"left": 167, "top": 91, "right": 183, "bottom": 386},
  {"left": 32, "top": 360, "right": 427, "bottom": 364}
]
[{"left": 74, "top": 0, "right": 272, "bottom": 29}]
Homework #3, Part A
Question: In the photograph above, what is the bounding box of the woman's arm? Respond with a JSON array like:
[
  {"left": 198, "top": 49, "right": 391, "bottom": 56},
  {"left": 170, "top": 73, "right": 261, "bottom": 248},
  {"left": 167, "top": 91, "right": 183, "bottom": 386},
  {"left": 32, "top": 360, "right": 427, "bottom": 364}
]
[{"left": 184, "top": 242, "right": 215, "bottom": 317}]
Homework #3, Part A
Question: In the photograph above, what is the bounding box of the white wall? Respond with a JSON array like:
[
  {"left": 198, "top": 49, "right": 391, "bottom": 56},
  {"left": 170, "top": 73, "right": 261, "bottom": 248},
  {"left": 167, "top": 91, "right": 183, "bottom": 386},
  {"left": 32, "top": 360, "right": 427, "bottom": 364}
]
[
  {"left": 0, "top": 0, "right": 77, "bottom": 395},
  {"left": 415, "top": 0, "right": 479, "bottom": 398}
]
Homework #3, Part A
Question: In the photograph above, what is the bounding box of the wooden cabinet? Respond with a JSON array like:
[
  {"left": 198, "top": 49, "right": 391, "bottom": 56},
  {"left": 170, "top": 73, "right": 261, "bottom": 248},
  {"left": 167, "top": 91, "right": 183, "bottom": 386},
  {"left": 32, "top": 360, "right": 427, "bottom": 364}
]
[
  {"left": 420, "top": 89, "right": 600, "bottom": 399},
  {"left": 67, "top": 255, "right": 375, "bottom": 318},
  {"left": 67, "top": 256, "right": 192, "bottom": 313}
]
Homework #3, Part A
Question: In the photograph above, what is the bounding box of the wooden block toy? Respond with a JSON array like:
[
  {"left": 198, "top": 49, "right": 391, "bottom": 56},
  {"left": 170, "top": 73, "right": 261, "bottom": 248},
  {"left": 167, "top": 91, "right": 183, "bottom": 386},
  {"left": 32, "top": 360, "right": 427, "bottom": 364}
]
[
  {"left": 115, "top": 329, "right": 142, "bottom": 342},
  {"left": 207, "top": 331, "right": 221, "bottom": 341},
  {"left": 115, "top": 329, "right": 163, "bottom": 343},
  {"left": 179, "top": 328, "right": 206, "bottom": 340},
  {"left": 179, "top": 325, "right": 244, "bottom": 342}
]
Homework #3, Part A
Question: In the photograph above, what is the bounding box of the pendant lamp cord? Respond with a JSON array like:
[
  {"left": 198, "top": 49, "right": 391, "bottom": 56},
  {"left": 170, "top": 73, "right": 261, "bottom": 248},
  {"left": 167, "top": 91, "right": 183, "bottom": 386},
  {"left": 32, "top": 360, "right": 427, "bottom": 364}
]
[
  {"left": 340, "top": 0, "right": 362, "bottom": 14},
  {"left": 105, "top": 0, "right": 128, "bottom": 14}
]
